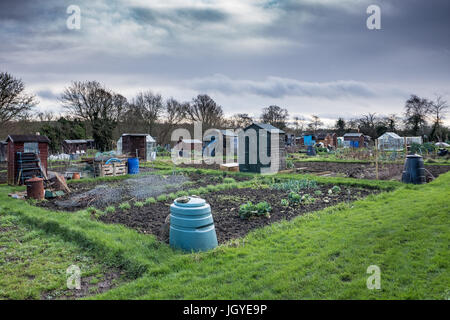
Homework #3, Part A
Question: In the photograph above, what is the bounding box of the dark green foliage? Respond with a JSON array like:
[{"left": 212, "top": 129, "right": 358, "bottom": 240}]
[
  {"left": 39, "top": 117, "right": 87, "bottom": 153},
  {"left": 271, "top": 179, "right": 318, "bottom": 192},
  {"left": 239, "top": 201, "right": 272, "bottom": 219}
]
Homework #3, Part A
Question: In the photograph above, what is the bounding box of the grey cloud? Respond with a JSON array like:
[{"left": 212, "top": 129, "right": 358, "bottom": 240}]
[
  {"left": 190, "top": 75, "right": 376, "bottom": 99},
  {"left": 37, "top": 89, "right": 59, "bottom": 100},
  {"left": 129, "top": 6, "right": 228, "bottom": 25}
]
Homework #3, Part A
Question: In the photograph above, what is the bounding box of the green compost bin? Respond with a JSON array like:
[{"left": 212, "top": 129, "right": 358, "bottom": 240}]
[{"left": 169, "top": 196, "right": 218, "bottom": 252}]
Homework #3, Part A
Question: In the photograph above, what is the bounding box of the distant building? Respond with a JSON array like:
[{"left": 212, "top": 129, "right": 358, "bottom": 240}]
[
  {"left": 62, "top": 139, "right": 95, "bottom": 154},
  {"left": 6, "top": 134, "right": 50, "bottom": 185},
  {"left": 343, "top": 133, "right": 365, "bottom": 148},
  {"left": 239, "top": 123, "right": 286, "bottom": 173},
  {"left": 203, "top": 129, "right": 238, "bottom": 155},
  {"left": 377, "top": 132, "right": 403, "bottom": 151},
  {"left": 316, "top": 132, "right": 338, "bottom": 148},
  {"left": 117, "top": 133, "right": 156, "bottom": 161}
]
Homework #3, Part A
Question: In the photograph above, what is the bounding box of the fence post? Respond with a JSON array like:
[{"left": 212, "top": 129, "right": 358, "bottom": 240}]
[
  {"left": 404, "top": 137, "right": 407, "bottom": 158},
  {"left": 375, "top": 139, "right": 379, "bottom": 180}
]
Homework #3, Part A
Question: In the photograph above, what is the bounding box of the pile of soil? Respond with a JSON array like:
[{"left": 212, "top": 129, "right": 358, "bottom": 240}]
[
  {"left": 295, "top": 161, "right": 450, "bottom": 180},
  {"left": 99, "top": 185, "right": 379, "bottom": 244}
]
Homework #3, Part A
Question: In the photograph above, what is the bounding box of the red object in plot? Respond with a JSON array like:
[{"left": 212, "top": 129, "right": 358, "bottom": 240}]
[{"left": 25, "top": 176, "right": 45, "bottom": 200}]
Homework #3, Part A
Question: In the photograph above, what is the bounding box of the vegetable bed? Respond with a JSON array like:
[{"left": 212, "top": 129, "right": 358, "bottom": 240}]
[{"left": 98, "top": 183, "right": 380, "bottom": 244}]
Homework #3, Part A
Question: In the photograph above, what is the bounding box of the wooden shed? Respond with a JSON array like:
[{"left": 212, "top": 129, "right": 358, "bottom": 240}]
[
  {"left": 343, "top": 133, "right": 365, "bottom": 148},
  {"left": 6, "top": 134, "right": 50, "bottom": 185},
  {"left": 117, "top": 133, "right": 156, "bottom": 161},
  {"left": 62, "top": 139, "right": 95, "bottom": 154},
  {"left": 316, "top": 132, "right": 338, "bottom": 148},
  {"left": 239, "top": 123, "right": 286, "bottom": 173}
]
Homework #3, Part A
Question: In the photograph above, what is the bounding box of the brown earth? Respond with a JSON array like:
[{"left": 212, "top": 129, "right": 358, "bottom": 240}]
[
  {"left": 294, "top": 161, "right": 450, "bottom": 181},
  {"left": 99, "top": 185, "right": 379, "bottom": 244}
]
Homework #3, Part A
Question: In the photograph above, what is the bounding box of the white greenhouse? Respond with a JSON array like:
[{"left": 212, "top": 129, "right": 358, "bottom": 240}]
[{"left": 377, "top": 132, "right": 404, "bottom": 151}]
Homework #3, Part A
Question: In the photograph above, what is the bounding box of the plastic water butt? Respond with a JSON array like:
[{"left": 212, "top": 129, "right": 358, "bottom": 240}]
[
  {"left": 401, "top": 154, "right": 425, "bottom": 184},
  {"left": 169, "top": 196, "right": 218, "bottom": 252},
  {"left": 127, "top": 157, "right": 139, "bottom": 175}
]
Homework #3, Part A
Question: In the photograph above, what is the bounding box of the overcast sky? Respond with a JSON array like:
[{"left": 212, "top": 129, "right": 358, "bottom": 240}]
[{"left": 1, "top": 0, "right": 449, "bottom": 126}]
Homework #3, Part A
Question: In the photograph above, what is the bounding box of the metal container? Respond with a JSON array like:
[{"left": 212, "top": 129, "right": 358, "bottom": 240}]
[
  {"left": 402, "top": 154, "right": 426, "bottom": 184},
  {"left": 127, "top": 157, "right": 139, "bottom": 175},
  {"left": 25, "top": 176, "right": 45, "bottom": 200},
  {"left": 169, "top": 196, "right": 218, "bottom": 252}
]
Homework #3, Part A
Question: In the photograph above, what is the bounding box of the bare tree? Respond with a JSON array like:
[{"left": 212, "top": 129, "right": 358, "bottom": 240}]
[
  {"left": 429, "top": 95, "right": 448, "bottom": 141},
  {"left": 185, "top": 94, "right": 224, "bottom": 129},
  {"left": 229, "top": 113, "right": 253, "bottom": 128},
  {"left": 36, "top": 111, "right": 55, "bottom": 122},
  {"left": 384, "top": 114, "right": 400, "bottom": 132},
  {"left": 404, "top": 94, "right": 431, "bottom": 136},
  {"left": 132, "top": 91, "right": 164, "bottom": 136},
  {"left": 159, "top": 98, "right": 187, "bottom": 145},
  {"left": 358, "top": 113, "right": 378, "bottom": 138},
  {"left": 60, "top": 81, "right": 127, "bottom": 151},
  {"left": 292, "top": 116, "right": 306, "bottom": 135},
  {"left": 308, "top": 115, "right": 323, "bottom": 134},
  {"left": 260, "top": 105, "right": 289, "bottom": 129},
  {"left": 0, "top": 72, "right": 37, "bottom": 125}
]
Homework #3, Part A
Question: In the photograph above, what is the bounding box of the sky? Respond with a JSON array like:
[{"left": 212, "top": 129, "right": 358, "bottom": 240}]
[{"left": 1, "top": 0, "right": 449, "bottom": 126}]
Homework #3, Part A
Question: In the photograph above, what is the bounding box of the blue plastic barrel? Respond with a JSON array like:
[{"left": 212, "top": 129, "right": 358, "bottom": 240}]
[
  {"left": 127, "top": 157, "right": 139, "bottom": 175},
  {"left": 307, "top": 145, "right": 316, "bottom": 156},
  {"left": 169, "top": 197, "right": 218, "bottom": 252},
  {"left": 401, "top": 154, "right": 425, "bottom": 184}
]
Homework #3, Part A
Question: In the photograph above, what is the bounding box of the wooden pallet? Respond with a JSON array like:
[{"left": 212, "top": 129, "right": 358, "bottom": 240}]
[
  {"left": 95, "top": 162, "right": 128, "bottom": 177},
  {"left": 220, "top": 163, "right": 239, "bottom": 172}
]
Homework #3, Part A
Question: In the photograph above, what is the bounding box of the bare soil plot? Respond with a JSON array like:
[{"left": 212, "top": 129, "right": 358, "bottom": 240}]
[
  {"left": 294, "top": 161, "right": 450, "bottom": 180},
  {"left": 38, "top": 172, "right": 250, "bottom": 211},
  {"left": 99, "top": 185, "right": 379, "bottom": 244}
]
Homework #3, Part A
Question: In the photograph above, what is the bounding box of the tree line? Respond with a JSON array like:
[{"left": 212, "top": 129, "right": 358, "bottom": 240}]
[{"left": 0, "top": 71, "right": 448, "bottom": 152}]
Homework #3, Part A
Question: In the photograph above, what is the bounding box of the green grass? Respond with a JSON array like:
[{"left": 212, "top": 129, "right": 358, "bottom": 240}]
[
  {"left": 0, "top": 212, "right": 111, "bottom": 299},
  {"left": 118, "top": 202, "right": 131, "bottom": 210},
  {"left": 0, "top": 170, "right": 448, "bottom": 300}
]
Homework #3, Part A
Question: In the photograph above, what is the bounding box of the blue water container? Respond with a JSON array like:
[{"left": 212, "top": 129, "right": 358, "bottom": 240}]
[
  {"left": 169, "top": 197, "right": 218, "bottom": 252},
  {"left": 127, "top": 157, "right": 139, "bottom": 175},
  {"left": 307, "top": 145, "right": 316, "bottom": 156}
]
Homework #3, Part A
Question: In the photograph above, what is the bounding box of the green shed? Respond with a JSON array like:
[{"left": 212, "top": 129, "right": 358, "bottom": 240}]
[{"left": 238, "top": 123, "right": 286, "bottom": 173}]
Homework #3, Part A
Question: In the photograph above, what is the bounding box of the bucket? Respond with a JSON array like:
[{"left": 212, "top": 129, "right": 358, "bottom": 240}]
[
  {"left": 169, "top": 196, "right": 218, "bottom": 252},
  {"left": 401, "top": 154, "right": 425, "bottom": 184},
  {"left": 127, "top": 157, "right": 139, "bottom": 175},
  {"left": 72, "top": 172, "right": 81, "bottom": 180}
]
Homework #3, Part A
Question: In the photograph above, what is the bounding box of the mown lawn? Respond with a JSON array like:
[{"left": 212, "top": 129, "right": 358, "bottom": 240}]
[
  {"left": 0, "top": 211, "right": 124, "bottom": 299},
  {"left": 0, "top": 172, "right": 448, "bottom": 299}
]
